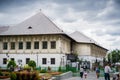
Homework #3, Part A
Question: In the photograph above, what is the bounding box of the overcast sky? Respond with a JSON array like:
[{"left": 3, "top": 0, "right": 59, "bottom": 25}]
[{"left": 0, "top": 0, "right": 120, "bottom": 50}]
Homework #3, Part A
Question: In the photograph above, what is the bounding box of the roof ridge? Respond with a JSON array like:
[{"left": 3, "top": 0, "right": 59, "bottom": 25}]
[
  {"left": 0, "top": 11, "right": 64, "bottom": 35},
  {"left": 76, "top": 31, "right": 96, "bottom": 42},
  {"left": 40, "top": 12, "right": 64, "bottom": 33},
  {"left": 70, "top": 31, "right": 98, "bottom": 44}
]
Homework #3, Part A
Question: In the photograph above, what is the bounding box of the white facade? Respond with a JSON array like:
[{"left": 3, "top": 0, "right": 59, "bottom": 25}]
[
  {"left": 0, "top": 35, "right": 70, "bottom": 69},
  {"left": 0, "top": 53, "right": 66, "bottom": 70}
]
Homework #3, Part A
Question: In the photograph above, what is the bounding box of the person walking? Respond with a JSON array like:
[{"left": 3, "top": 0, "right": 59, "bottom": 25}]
[
  {"left": 104, "top": 63, "right": 111, "bottom": 80},
  {"left": 80, "top": 66, "right": 84, "bottom": 78},
  {"left": 95, "top": 66, "right": 100, "bottom": 79}
]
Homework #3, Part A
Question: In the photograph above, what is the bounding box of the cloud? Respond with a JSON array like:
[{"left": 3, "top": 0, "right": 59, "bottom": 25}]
[
  {"left": 92, "top": 27, "right": 120, "bottom": 36},
  {"left": 96, "top": 0, "right": 120, "bottom": 22},
  {"left": 0, "top": 0, "right": 120, "bottom": 50}
]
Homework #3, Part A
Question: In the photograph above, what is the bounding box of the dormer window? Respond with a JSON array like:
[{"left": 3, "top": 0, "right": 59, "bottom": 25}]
[{"left": 28, "top": 26, "right": 32, "bottom": 29}]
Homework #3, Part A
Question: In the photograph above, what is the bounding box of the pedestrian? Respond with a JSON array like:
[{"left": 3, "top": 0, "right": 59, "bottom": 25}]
[
  {"left": 80, "top": 66, "right": 84, "bottom": 78},
  {"left": 84, "top": 70, "right": 87, "bottom": 79},
  {"left": 104, "top": 63, "right": 111, "bottom": 80},
  {"left": 83, "top": 64, "right": 87, "bottom": 71},
  {"left": 95, "top": 66, "right": 100, "bottom": 79}
]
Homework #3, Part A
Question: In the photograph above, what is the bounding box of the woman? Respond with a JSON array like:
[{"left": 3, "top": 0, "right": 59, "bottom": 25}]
[
  {"left": 96, "top": 66, "right": 100, "bottom": 79},
  {"left": 104, "top": 63, "right": 111, "bottom": 80},
  {"left": 80, "top": 66, "right": 84, "bottom": 78}
]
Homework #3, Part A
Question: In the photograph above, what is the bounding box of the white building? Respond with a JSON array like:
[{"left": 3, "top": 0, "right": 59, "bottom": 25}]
[
  {"left": 0, "top": 12, "right": 107, "bottom": 70},
  {"left": 69, "top": 31, "right": 108, "bottom": 68}
]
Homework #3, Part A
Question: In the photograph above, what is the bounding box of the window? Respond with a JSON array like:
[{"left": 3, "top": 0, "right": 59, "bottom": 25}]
[
  {"left": 11, "top": 42, "right": 15, "bottom": 50},
  {"left": 11, "top": 58, "right": 14, "bottom": 61},
  {"left": 3, "top": 42, "right": 8, "bottom": 50},
  {"left": 42, "top": 58, "right": 47, "bottom": 64},
  {"left": 51, "top": 58, "right": 55, "bottom": 64},
  {"left": 42, "top": 41, "right": 47, "bottom": 49},
  {"left": 34, "top": 41, "right": 39, "bottom": 49},
  {"left": 51, "top": 41, "right": 56, "bottom": 49},
  {"left": 3, "top": 58, "right": 7, "bottom": 64},
  {"left": 26, "top": 58, "right": 30, "bottom": 64},
  {"left": 28, "top": 26, "right": 32, "bottom": 29},
  {"left": 19, "top": 42, "right": 23, "bottom": 49},
  {"left": 26, "top": 42, "right": 31, "bottom": 49}
]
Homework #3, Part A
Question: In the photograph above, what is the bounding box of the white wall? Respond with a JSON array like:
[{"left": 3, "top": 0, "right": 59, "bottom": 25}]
[{"left": 0, "top": 53, "right": 66, "bottom": 68}]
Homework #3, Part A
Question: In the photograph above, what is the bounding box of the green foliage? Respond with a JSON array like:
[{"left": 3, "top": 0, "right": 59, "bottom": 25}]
[
  {"left": 108, "top": 49, "right": 120, "bottom": 63},
  {"left": 40, "top": 69, "right": 47, "bottom": 73},
  {"left": 66, "top": 65, "right": 77, "bottom": 72},
  {"left": 7, "top": 60, "right": 16, "bottom": 68},
  {"left": 58, "top": 66, "right": 62, "bottom": 72},
  {"left": 28, "top": 60, "right": 36, "bottom": 69},
  {"left": 24, "top": 64, "right": 31, "bottom": 69},
  {"left": 10, "top": 72, "right": 17, "bottom": 80},
  {"left": 23, "top": 64, "right": 31, "bottom": 71},
  {"left": 0, "top": 71, "right": 3, "bottom": 76}
]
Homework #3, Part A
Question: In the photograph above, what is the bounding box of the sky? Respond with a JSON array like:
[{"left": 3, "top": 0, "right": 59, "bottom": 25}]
[{"left": 0, "top": 0, "right": 120, "bottom": 50}]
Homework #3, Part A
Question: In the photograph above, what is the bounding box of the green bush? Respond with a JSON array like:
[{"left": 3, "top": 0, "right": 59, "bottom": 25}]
[
  {"left": 40, "top": 69, "right": 47, "bottom": 73},
  {"left": 28, "top": 60, "right": 36, "bottom": 70},
  {"left": 7, "top": 60, "right": 16, "bottom": 69},
  {"left": 66, "top": 65, "right": 77, "bottom": 72},
  {"left": 58, "top": 66, "right": 62, "bottom": 72},
  {"left": 0, "top": 71, "right": 3, "bottom": 76},
  {"left": 24, "top": 64, "right": 31, "bottom": 71},
  {"left": 10, "top": 72, "right": 17, "bottom": 80}
]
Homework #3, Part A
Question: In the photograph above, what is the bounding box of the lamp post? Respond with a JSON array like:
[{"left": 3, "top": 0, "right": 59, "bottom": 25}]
[
  {"left": 36, "top": 52, "right": 38, "bottom": 67},
  {"left": 62, "top": 56, "right": 65, "bottom": 66},
  {"left": 6, "top": 53, "right": 9, "bottom": 63}
]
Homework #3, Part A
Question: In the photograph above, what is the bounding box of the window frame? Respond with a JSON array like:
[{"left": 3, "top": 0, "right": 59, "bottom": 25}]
[
  {"left": 3, "top": 58, "right": 7, "bottom": 64},
  {"left": 11, "top": 42, "right": 15, "bottom": 50},
  {"left": 3, "top": 42, "right": 8, "bottom": 50},
  {"left": 42, "top": 58, "right": 47, "bottom": 64},
  {"left": 26, "top": 42, "right": 31, "bottom": 49},
  {"left": 34, "top": 41, "right": 39, "bottom": 49},
  {"left": 42, "top": 41, "right": 47, "bottom": 49},
  {"left": 51, "top": 58, "right": 55, "bottom": 65},
  {"left": 26, "top": 58, "right": 30, "bottom": 64},
  {"left": 51, "top": 41, "right": 56, "bottom": 49},
  {"left": 11, "top": 58, "right": 14, "bottom": 61},
  {"left": 19, "top": 42, "right": 23, "bottom": 49}
]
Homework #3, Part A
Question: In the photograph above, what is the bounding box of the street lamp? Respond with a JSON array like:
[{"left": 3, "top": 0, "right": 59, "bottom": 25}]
[
  {"left": 6, "top": 53, "right": 9, "bottom": 61},
  {"left": 36, "top": 52, "right": 38, "bottom": 67},
  {"left": 62, "top": 56, "right": 65, "bottom": 66}
]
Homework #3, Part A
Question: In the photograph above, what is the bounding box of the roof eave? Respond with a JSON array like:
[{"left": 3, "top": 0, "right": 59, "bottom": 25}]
[{"left": 76, "top": 41, "right": 108, "bottom": 51}]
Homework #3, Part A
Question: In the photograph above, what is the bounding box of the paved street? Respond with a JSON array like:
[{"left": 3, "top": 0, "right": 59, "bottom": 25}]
[{"left": 63, "top": 71, "right": 112, "bottom": 80}]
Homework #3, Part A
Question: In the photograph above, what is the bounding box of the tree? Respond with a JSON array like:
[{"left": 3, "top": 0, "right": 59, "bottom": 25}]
[
  {"left": 7, "top": 60, "right": 16, "bottom": 69},
  {"left": 108, "top": 49, "right": 120, "bottom": 63},
  {"left": 28, "top": 60, "right": 36, "bottom": 70}
]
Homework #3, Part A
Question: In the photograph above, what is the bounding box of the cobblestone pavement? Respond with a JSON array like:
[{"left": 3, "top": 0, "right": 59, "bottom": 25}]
[{"left": 63, "top": 71, "right": 112, "bottom": 80}]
